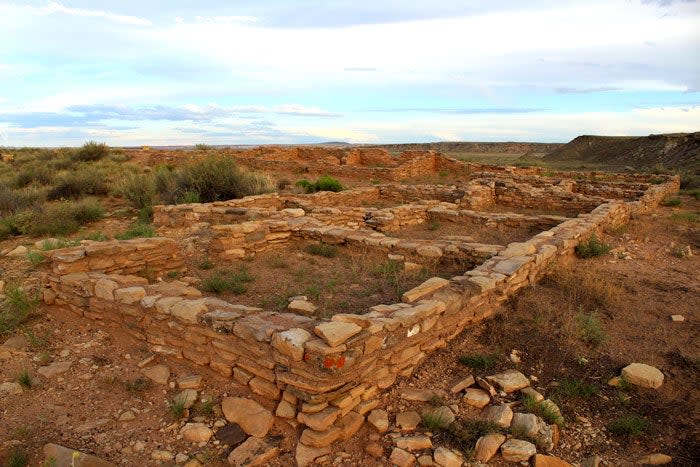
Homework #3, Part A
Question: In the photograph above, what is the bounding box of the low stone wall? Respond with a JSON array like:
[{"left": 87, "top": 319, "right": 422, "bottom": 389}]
[
  {"left": 428, "top": 206, "right": 567, "bottom": 232},
  {"left": 40, "top": 174, "right": 679, "bottom": 458},
  {"left": 44, "top": 238, "right": 184, "bottom": 277}
]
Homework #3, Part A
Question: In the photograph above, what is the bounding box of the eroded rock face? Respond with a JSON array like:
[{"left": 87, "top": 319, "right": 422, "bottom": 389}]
[{"left": 221, "top": 397, "right": 274, "bottom": 438}]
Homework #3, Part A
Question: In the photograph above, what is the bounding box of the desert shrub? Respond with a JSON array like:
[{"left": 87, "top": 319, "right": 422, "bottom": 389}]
[
  {"left": 153, "top": 165, "right": 178, "bottom": 202},
  {"left": 12, "top": 164, "right": 54, "bottom": 188},
  {"left": 11, "top": 199, "right": 104, "bottom": 236},
  {"left": 295, "top": 176, "right": 344, "bottom": 193},
  {"left": 0, "top": 184, "right": 43, "bottom": 215},
  {"left": 201, "top": 267, "right": 253, "bottom": 294},
  {"left": 305, "top": 243, "right": 338, "bottom": 258},
  {"left": 194, "top": 143, "right": 213, "bottom": 151},
  {"left": 17, "top": 369, "right": 32, "bottom": 388},
  {"left": 608, "top": 414, "right": 650, "bottom": 437},
  {"left": 670, "top": 212, "right": 699, "bottom": 223},
  {"left": 115, "top": 222, "right": 155, "bottom": 240},
  {"left": 315, "top": 175, "right": 343, "bottom": 192},
  {"left": 47, "top": 169, "right": 108, "bottom": 200},
  {"left": 72, "top": 141, "right": 109, "bottom": 162},
  {"left": 575, "top": 233, "right": 611, "bottom": 259},
  {"left": 172, "top": 155, "right": 273, "bottom": 203},
  {"left": 180, "top": 191, "right": 201, "bottom": 204},
  {"left": 26, "top": 251, "right": 46, "bottom": 266},
  {"left": 115, "top": 172, "right": 155, "bottom": 209},
  {"left": 6, "top": 448, "right": 29, "bottom": 467},
  {"left": 277, "top": 178, "right": 292, "bottom": 190},
  {"left": 458, "top": 353, "right": 499, "bottom": 370}
]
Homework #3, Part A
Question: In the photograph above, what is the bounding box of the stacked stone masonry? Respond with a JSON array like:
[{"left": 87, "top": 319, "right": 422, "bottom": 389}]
[{"left": 42, "top": 162, "right": 679, "bottom": 455}]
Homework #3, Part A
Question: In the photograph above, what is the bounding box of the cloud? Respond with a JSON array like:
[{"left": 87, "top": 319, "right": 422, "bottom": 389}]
[
  {"left": 34, "top": 1, "right": 152, "bottom": 26},
  {"left": 555, "top": 86, "right": 623, "bottom": 94},
  {"left": 366, "top": 107, "right": 544, "bottom": 114},
  {"left": 273, "top": 105, "right": 341, "bottom": 117}
]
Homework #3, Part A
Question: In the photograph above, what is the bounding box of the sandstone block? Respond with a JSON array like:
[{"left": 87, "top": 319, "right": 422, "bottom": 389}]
[
  {"left": 396, "top": 435, "right": 432, "bottom": 452},
  {"left": 485, "top": 369, "right": 530, "bottom": 393},
  {"left": 500, "top": 439, "right": 537, "bottom": 462},
  {"left": 481, "top": 404, "right": 513, "bottom": 428},
  {"left": 222, "top": 397, "right": 274, "bottom": 438},
  {"left": 227, "top": 436, "right": 279, "bottom": 466},
  {"left": 367, "top": 409, "right": 389, "bottom": 432},
  {"left": 463, "top": 388, "right": 490, "bottom": 408},
  {"left": 114, "top": 287, "right": 146, "bottom": 305},
  {"left": 314, "top": 321, "right": 362, "bottom": 347},
  {"left": 297, "top": 406, "right": 340, "bottom": 431},
  {"left": 474, "top": 433, "right": 506, "bottom": 462},
  {"left": 271, "top": 328, "right": 312, "bottom": 361},
  {"left": 433, "top": 446, "right": 463, "bottom": 467},
  {"left": 402, "top": 277, "right": 449, "bottom": 303},
  {"left": 180, "top": 423, "right": 213, "bottom": 443},
  {"left": 390, "top": 448, "right": 416, "bottom": 467},
  {"left": 621, "top": 363, "right": 664, "bottom": 389}
]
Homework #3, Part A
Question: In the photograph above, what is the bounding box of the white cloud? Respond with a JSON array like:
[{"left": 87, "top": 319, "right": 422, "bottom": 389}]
[{"left": 32, "top": 1, "right": 151, "bottom": 26}]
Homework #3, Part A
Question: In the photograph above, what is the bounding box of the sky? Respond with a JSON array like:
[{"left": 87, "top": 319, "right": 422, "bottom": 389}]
[{"left": 0, "top": 0, "right": 699, "bottom": 146}]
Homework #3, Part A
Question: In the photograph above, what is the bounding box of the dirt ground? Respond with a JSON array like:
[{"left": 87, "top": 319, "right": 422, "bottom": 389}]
[
  {"left": 187, "top": 240, "right": 469, "bottom": 317},
  {"left": 1, "top": 188, "right": 698, "bottom": 466},
  {"left": 390, "top": 220, "right": 541, "bottom": 245}
]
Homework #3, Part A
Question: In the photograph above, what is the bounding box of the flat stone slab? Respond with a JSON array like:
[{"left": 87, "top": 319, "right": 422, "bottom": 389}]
[
  {"left": 463, "top": 388, "right": 490, "bottom": 408},
  {"left": 621, "top": 363, "right": 664, "bottom": 389},
  {"left": 501, "top": 439, "right": 537, "bottom": 462},
  {"left": 227, "top": 436, "right": 280, "bottom": 467},
  {"left": 314, "top": 321, "right": 362, "bottom": 347},
  {"left": 222, "top": 397, "right": 274, "bottom": 438},
  {"left": 43, "top": 443, "right": 115, "bottom": 467},
  {"left": 486, "top": 369, "right": 530, "bottom": 393},
  {"left": 401, "top": 277, "right": 449, "bottom": 303}
]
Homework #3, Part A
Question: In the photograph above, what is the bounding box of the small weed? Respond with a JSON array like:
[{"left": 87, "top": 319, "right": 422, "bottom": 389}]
[
  {"left": 23, "top": 327, "right": 52, "bottom": 349},
  {"left": 438, "top": 170, "right": 449, "bottom": 177},
  {"left": 428, "top": 395, "right": 447, "bottom": 407},
  {"left": 555, "top": 378, "right": 598, "bottom": 398},
  {"left": 372, "top": 259, "right": 402, "bottom": 277},
  {"left": 7, "top": 448, "right": 29, "bottom": 467},
  {"left": 197, "top": 398, "right": 216, "bottom": 415},
  {"left": 180, "top": 191, "right": 201, "bottom": 204},
  {"left": 125, "top": 376, "right": 152, "bottom": 393},
  {"left": 671, "top": 245, "right": 692, "bottom": 258},
  {"left": 303, "top": 284, "right": 321, "bottom": 300},
  {"left": 649, "top": 178, "right": 665, "bottom": 185},
  {"left": 166, "top": 271, "right": 180, "bottom": 279},
  {"left": 447, "top": 419, "right": 502, "bottom": 448},
  {"left": 608, "top": 414, "right": 650, "bottom": 437},
  {"left": 16, "top": 369, "right": 32, "bottom": 388},
  {"left": 198, "top": 258, "right": 214, "bottom": 270},
  {"left": 169, "top": 398, "right": 187, "bottom": 419},
  {"left": 0, "top": 286, "right": 39, "bottom": 335},
  {"left": 115, "top": 222, "right": 155, "bottom": 240},
  {"left": 576, "top": 309, "right": 606, "bottom": 346},
  {"left": 458, "top": 353, "right": 498, "bottom": 370},
  {"left": 305, "top": 243, "right": 338, "bottom": 258},
  {"left": 661, "top": 197, "right": 681, "bottom": 207},
  {"left": 522, "top": 395, "right": 565, "bottom": 426},
  {"left": 39, "top": 238, "right": 79, "bottom": 250},
  {"left": 575, "top": 233, "right": 612, "bottom": 259},
  {"left": 81, "top": 231, "right": 108, "bottom": 242},
  {"left": 26, "top": 250, "right": 46, "bottom": 266}
]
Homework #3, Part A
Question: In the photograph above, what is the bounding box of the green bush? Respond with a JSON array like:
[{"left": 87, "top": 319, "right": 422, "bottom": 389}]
[
  {"left": 171, "top": 155, "right": 273, "bottom": 203},
  {"left": 47, "top": 169, "right": 108, "bottom": 200},
  {"left": 575, "top": 233, "right": 612, "bottom": 259},
  {"left": 115, "top": 172, "right": 155, "bottom": 209},
  {"left": 72, "top": 141, "right": 109, "bottom": 162},
  {"left": 12, "top": 164, "right": 54, "bottom": 188},
  {"left": 296, "top": 176, "right": 344, "bottom": 193}
]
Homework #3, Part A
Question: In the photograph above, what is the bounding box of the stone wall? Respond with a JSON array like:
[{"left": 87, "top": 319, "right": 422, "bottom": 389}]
[
  {"left": 40, "top": 173, "right": 679, "bottom": 456},
  {"left": 44, "top": 238, "right": 184, "bottom": 277}
]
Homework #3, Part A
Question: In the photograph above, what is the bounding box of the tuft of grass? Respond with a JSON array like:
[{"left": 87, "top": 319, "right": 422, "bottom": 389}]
[
  {"left": 372, "top": 259, "right": 402, "bottom": 277},
  {"left": 522, "top": 395, "right": 565, "bottom": 426},
  {"left": 555, "top": 378, "right": 598, "bottom": 398},
  {"left": 0, "top": 286, "right": 39, "bottom": 336},
  {"left": 671, "top": 245, "right": 692, "bottom": 258},
  {"left": 198, "top": 259, "right": 214, "bottom": 270},
  {"left": 6, "top": 448, "right": 29, "bottom": 467},
  {"left": 303, "top": 284, "right": 321, "bottom": 300},
  {"left": 115, "top": 223, "right": 155, "bottom": 240},
  {"left": 305, "top": 243, "right": 338, "bottom": 258},
  {"left": 268, "top": 255, "right": 288, "bottom": 268},
  {"left": 660, "top": 197, "right": 681, "bottom": 207},
  {"left": 458, "top": 353, "right": 498, "bottom": 370},
  {"left": 201, "top": 267, "right": 253, "bottom": 295},
  {"left": 576, "top": 309, "right": 606, "bottom": 346},
  {"left": 26, "top": 250, "right": 46, "bottom": 266},
  {"left": 421, "top": 411, "right": 453, "bottom": 431},
  {"left": 16, "top": 369, "right": 32, "bottom": 388},
  {"left": 608, "top": 414, "right": 651, "bottom": 437},
  {"left": 445, "top": 419, "right": 502, "bottom": 451},
  {"left": 575, "top": 233, "right": 612, "bottom": 259},
  {"left": 125, "top": 376, "right": 152, "bottom": 393},
  {"left": 39, "top": 238, "right": 79, "bottom": 251},
  {"left": 169, "top": 398, "right": 187, "bottom": 419},
  {"left": 81, "top": 231, "right": 108, "bottom": 241},
  {"left": 197, "top": 398, "right": 216, "bottom": 415},
  {"left": 166, "top": 271, "right": 180, "bottom": 279}
]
